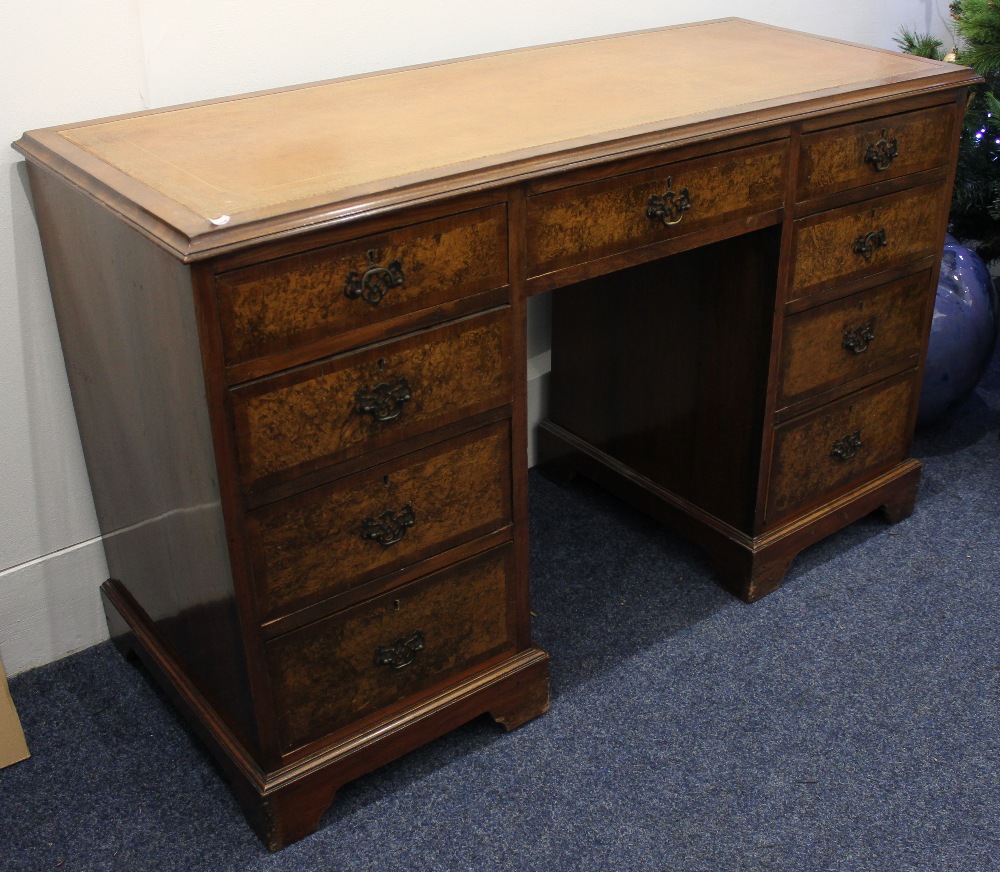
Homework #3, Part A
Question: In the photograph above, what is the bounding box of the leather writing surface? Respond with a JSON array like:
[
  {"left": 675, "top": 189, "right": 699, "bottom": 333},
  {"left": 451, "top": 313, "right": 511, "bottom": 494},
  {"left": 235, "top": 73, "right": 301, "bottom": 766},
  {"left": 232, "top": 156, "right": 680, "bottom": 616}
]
[{"left": 55, "top": 20, "right": 945, "bottom": 227}]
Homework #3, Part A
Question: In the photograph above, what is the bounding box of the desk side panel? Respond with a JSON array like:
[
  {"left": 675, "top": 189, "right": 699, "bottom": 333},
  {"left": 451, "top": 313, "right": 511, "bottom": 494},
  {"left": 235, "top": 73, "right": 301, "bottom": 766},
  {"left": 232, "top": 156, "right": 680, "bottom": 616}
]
[{"left": 26, "top": 164, "right": 257, "bottom": 749}]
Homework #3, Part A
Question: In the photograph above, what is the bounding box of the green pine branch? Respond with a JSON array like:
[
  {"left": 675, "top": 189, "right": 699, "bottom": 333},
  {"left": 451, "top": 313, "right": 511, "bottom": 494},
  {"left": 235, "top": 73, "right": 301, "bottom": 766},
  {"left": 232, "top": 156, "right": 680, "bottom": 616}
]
[
  {"left": 893, "top": 26, "right": 944, "bottom": 58},
  {"left": 896, "top": 0, "right": 1000, "bottom": 264}
]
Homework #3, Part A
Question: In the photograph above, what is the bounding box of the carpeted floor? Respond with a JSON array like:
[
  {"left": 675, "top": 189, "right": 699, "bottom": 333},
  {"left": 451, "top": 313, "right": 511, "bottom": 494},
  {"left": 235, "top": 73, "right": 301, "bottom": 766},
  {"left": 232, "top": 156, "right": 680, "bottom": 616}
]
[{"left": 2, "top": 342, "right": 998, "bottom": 871}]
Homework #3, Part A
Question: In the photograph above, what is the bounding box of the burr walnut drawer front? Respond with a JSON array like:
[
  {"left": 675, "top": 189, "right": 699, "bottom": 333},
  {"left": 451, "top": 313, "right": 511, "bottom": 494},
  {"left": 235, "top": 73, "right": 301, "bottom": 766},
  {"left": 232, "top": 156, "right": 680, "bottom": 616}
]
[
  {"left": 248, "top": 422, "right": 512, "bottom": 621},
  {"left": 266, "top": 544, "right": 516, "bottom": 754},
  {"left": 796, "top": 103, "right": 956, "bottom": 201},
  {"left": 231, "top": 308, "right": 513, "bottom": 494},
  {"left": 525, "top": 140, "right": 786, "bottom": 276},
  {"left": 788, "top": 181, "right": 947, "bottom": 301},
  {"left": 215, "top": 205, "right": 507, "bottom": 372},
  {"left": 778, "top": 270, "right": 933, "bottom": 407},
  {"left": 766, "top": 371, "right": 918, "bottom": 524}
]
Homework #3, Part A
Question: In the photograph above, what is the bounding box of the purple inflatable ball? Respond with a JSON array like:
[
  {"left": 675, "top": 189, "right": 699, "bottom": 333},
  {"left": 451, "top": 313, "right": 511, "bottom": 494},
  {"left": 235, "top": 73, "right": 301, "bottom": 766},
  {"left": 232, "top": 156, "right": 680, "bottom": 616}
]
[{"left": 917, "top": 234, "right": 1000, "bottom": 426}]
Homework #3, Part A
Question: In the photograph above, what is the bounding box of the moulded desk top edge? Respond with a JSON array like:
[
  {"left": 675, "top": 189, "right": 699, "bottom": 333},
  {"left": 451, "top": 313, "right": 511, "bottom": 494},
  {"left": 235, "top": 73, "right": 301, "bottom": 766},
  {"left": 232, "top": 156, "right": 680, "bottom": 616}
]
[{"left": 12, "top": 19, "right": 980, "bottom": 262}]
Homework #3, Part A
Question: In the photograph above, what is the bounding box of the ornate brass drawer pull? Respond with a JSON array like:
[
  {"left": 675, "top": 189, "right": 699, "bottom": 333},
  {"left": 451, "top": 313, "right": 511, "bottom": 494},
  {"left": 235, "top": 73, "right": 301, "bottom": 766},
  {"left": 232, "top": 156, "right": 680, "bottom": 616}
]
[
  {"left": 344, "top": 249, "right": 405, "bottom": 306},
  {"left": 361, "top": 504, "right": 416, "bottom": 547},
  {"left": 646, "top": 177, "right": 692, "bottom": 226},
  {"left": 374, "top": 630, "right": 425, "bottom": 670},
  {"left": 831, "top": 430, "right": 863, "bottom": 461},
  {"left": 864, "top": 130, "right": 899, "bottom": 172},
  {"left": 355, "top": 376, "right": 411, "bottom": 422},
  {"left": 842, "top": 321, "right": 875, "bottom": 354},
  {"left": 853, "top": 228, "right": 888, "bottom": 262}
]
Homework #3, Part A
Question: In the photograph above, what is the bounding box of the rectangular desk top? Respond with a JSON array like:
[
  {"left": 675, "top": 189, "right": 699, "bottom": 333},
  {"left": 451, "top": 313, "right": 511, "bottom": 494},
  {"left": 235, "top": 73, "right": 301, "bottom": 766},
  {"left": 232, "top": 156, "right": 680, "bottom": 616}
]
[{"left": 13, "top": 18, "right": 976, "bottom": 259}]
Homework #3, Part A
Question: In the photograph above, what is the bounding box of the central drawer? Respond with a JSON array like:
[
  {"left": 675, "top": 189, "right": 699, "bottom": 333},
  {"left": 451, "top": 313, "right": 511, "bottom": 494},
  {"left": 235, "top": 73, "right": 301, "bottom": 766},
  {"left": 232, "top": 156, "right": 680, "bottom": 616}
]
[
  {"left": 526, "top": 140, "right": 786, "bottom": 276},
  {"left": 266, "top": 544, "right": 516, "bottom": 754},
  {"left": 231, "top": 308, "right": 513, "bottom": 493},
  {"left": 248, "top": 422, "right": 512, "bottom": 621}
]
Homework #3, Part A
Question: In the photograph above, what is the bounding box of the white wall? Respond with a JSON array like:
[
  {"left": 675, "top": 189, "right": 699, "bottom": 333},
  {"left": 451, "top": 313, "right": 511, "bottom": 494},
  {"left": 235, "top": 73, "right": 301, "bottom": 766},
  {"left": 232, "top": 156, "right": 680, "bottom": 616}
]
[{"left": 0, "top": 0, "right": 950, "bottom": 675}]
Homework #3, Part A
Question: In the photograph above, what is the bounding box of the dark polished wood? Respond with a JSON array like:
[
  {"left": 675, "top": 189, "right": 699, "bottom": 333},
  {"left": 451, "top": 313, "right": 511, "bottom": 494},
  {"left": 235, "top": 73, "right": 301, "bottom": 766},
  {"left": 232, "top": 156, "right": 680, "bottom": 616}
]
[
  {"left": 14, "top": 19, "right": 978, "bottom": 851},
  {"left": 549, "top": 229, "right": 781, "bottom": 533}
]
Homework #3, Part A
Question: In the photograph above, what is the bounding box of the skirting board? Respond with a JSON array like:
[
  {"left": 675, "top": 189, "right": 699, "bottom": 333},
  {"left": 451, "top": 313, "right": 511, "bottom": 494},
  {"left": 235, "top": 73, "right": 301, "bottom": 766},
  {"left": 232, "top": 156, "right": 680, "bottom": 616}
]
[{"left": 0, "top": 537, "right": 110, "bottom": 676}]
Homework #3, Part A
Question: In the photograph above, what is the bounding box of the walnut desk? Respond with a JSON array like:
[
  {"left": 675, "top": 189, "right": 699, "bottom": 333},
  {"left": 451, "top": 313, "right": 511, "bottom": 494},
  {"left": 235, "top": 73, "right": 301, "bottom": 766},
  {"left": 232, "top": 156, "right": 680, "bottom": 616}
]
[{"left": 14, "top": 19, "right": 978, "bottom": 849}]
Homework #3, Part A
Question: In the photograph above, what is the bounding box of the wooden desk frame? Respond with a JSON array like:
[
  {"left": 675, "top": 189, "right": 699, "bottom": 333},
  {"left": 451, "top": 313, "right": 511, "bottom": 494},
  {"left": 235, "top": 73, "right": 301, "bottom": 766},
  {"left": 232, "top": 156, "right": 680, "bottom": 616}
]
[{"left": 14, "top": 20, "right": 980, "bottom": 849}]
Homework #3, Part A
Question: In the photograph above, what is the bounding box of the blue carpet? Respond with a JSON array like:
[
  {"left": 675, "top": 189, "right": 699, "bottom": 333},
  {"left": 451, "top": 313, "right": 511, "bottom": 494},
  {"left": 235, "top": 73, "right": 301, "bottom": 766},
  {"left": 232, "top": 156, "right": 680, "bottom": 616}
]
[{"left": 3, "top": 344, "right": 998, "bottom": 871}]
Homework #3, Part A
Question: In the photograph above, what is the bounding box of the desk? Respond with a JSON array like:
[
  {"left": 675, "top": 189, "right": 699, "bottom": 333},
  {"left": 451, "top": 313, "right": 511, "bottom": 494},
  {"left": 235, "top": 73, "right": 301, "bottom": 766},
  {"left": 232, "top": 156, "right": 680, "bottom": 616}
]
[{"left": 14, "top": 19, "right": 978, "bottom": 849}]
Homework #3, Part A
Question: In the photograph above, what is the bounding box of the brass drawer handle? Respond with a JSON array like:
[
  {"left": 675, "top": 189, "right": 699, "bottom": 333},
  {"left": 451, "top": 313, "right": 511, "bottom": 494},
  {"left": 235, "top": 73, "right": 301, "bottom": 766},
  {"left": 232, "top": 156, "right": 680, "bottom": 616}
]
[
  {"left": 361, "top": 504, "right": 416, "bottom": 547},
  {"left": 831, "top": 430, "right": 863, "bottom": 461},
  {"left": 647, "top": 177, "right": 692, "bottom": 226},
  {"left": 344, "top": 249, "right": 405, "bottom": 306},
  {"left": 853, "top": 228, "right": 888, "bottom": 262},
  {"left": 375, "top": 630, "right": 425, "bottom": 670},
  {"left": 864, "top": 130, "right": 899, "bottom": 172},
  {"left": 842, "top": 321, "right": 875, "bottom": 354},
  {"left": 355, "top": 376, "right": 411, "bottom": 422}
]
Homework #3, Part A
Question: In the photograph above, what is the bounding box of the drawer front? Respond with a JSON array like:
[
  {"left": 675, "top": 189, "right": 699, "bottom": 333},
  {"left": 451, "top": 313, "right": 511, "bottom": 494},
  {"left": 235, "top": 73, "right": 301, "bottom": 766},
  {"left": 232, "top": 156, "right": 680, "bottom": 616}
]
[
  {"left": 216, "top": 205, "right": 507, "bottom": 369},
  {"left": 267, "top": 545, "right": 515, "bottom": 753},
  {"left": 766, "top": 373, "right": 918, "bottom": 524},
  {"left": 249, "top": 422, "right": 512, "bottom": 620},
  {"left": 797, "top": 103, "right": 956, "bottom": 201},
  {"left": 789, "top": 182, "right": 946, "bottom": 300},
  {"left": 232, "top": 308, "right": 512, "bottom": 492},
  {"left": 778, "top": 271, "right": 932, "bottom": 406},
  {"left": 526, "top": 140, "right": 786, "bottom": 276}
]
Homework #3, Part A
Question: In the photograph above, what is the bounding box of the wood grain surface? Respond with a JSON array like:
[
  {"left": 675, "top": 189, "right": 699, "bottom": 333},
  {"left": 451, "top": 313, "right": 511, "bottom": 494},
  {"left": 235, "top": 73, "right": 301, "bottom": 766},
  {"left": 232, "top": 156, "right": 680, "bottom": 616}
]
[
  {"left": 796, "top": 102, "right": 955, "bottom": 201},
  {"left": 778, "top": 271, "right": 933, "bottom": 406},
  {"left": 766, "top": 373, "right": 918, "bottom": 523},
  {"left": 526, "top": 141, "right": 785, "bottom": 275},
  {"left": 248, "top": 423, "right": 511, "bottom": 620},
  {"left": 232, "top": 308, "right": 512, "bottom": 491},
  {"left": 216, "top": 206, "right": 507, "bottom": 368},
  {"left": 266, "top": 545, "right": 514, "bottom": 752},
  {"left": 789, "top": 181, "right": 947, "bottom": 297}
]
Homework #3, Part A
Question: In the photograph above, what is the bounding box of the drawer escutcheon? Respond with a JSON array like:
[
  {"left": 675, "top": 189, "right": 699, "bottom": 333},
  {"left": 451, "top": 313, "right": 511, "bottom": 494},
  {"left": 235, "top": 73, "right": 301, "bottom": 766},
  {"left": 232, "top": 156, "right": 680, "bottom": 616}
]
[
  {"left": 374, "top": 630, "right": 426, "bottom": 670},
  {"left": 646, "top": 177, "right": 693, "bottom": 226},
  {"left": 863, "top": 130, "right": 899, "bottom": 172},
  {"left": 355, "top": 376, "right": 412, "bottom": 422},
  {"left": 853, "top": 227, "right": 888, "bottom": 262},
  {"left": 343, "top": 249, "right": 405, "bottom": 306},
  {"left": 842, "top": 321, "right": 876, "bottom": 354},
  {"left": 361, "top": 504, "right": 416, "bottom": 547},
  {"left": 830, "top": 430, "right": 863, "bottom": 461}
]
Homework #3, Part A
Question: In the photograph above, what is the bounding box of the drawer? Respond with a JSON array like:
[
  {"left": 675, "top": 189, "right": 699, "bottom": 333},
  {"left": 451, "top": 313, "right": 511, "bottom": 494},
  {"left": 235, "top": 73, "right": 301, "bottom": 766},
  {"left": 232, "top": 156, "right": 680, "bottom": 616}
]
[
  {"left": 248, "top": 422, "right": 512, "bottom": 620},
  {"left": 766, "top": 372, "right": 918, "bottom": 524},
  {"left": 778, "top": 271, "right": 933, "bottom": 406},
  {"left": 231, "top": 308, "right": 512, "bottom": 492},
  {"left": 789, "top": 181, "right": 947, "bottom": 300},
  {"left": 266, "top": 544, "right": 516, "bottom": 753},
  {"left": 215, "top": 205, "right": 507, "bottom": 370},
  {"left": 526, "top": 140, "right": 786, "bottom": 276},
  {"left": 797, "top": 103, "right": 956, "bottom": 201}
]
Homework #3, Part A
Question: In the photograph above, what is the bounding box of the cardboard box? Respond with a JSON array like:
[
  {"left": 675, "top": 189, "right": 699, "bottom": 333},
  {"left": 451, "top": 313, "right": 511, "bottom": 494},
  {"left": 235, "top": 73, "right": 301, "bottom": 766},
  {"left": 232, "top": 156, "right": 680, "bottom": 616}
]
[{"left": 0, "top": 653, "right": 30, "bottom": 768}]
